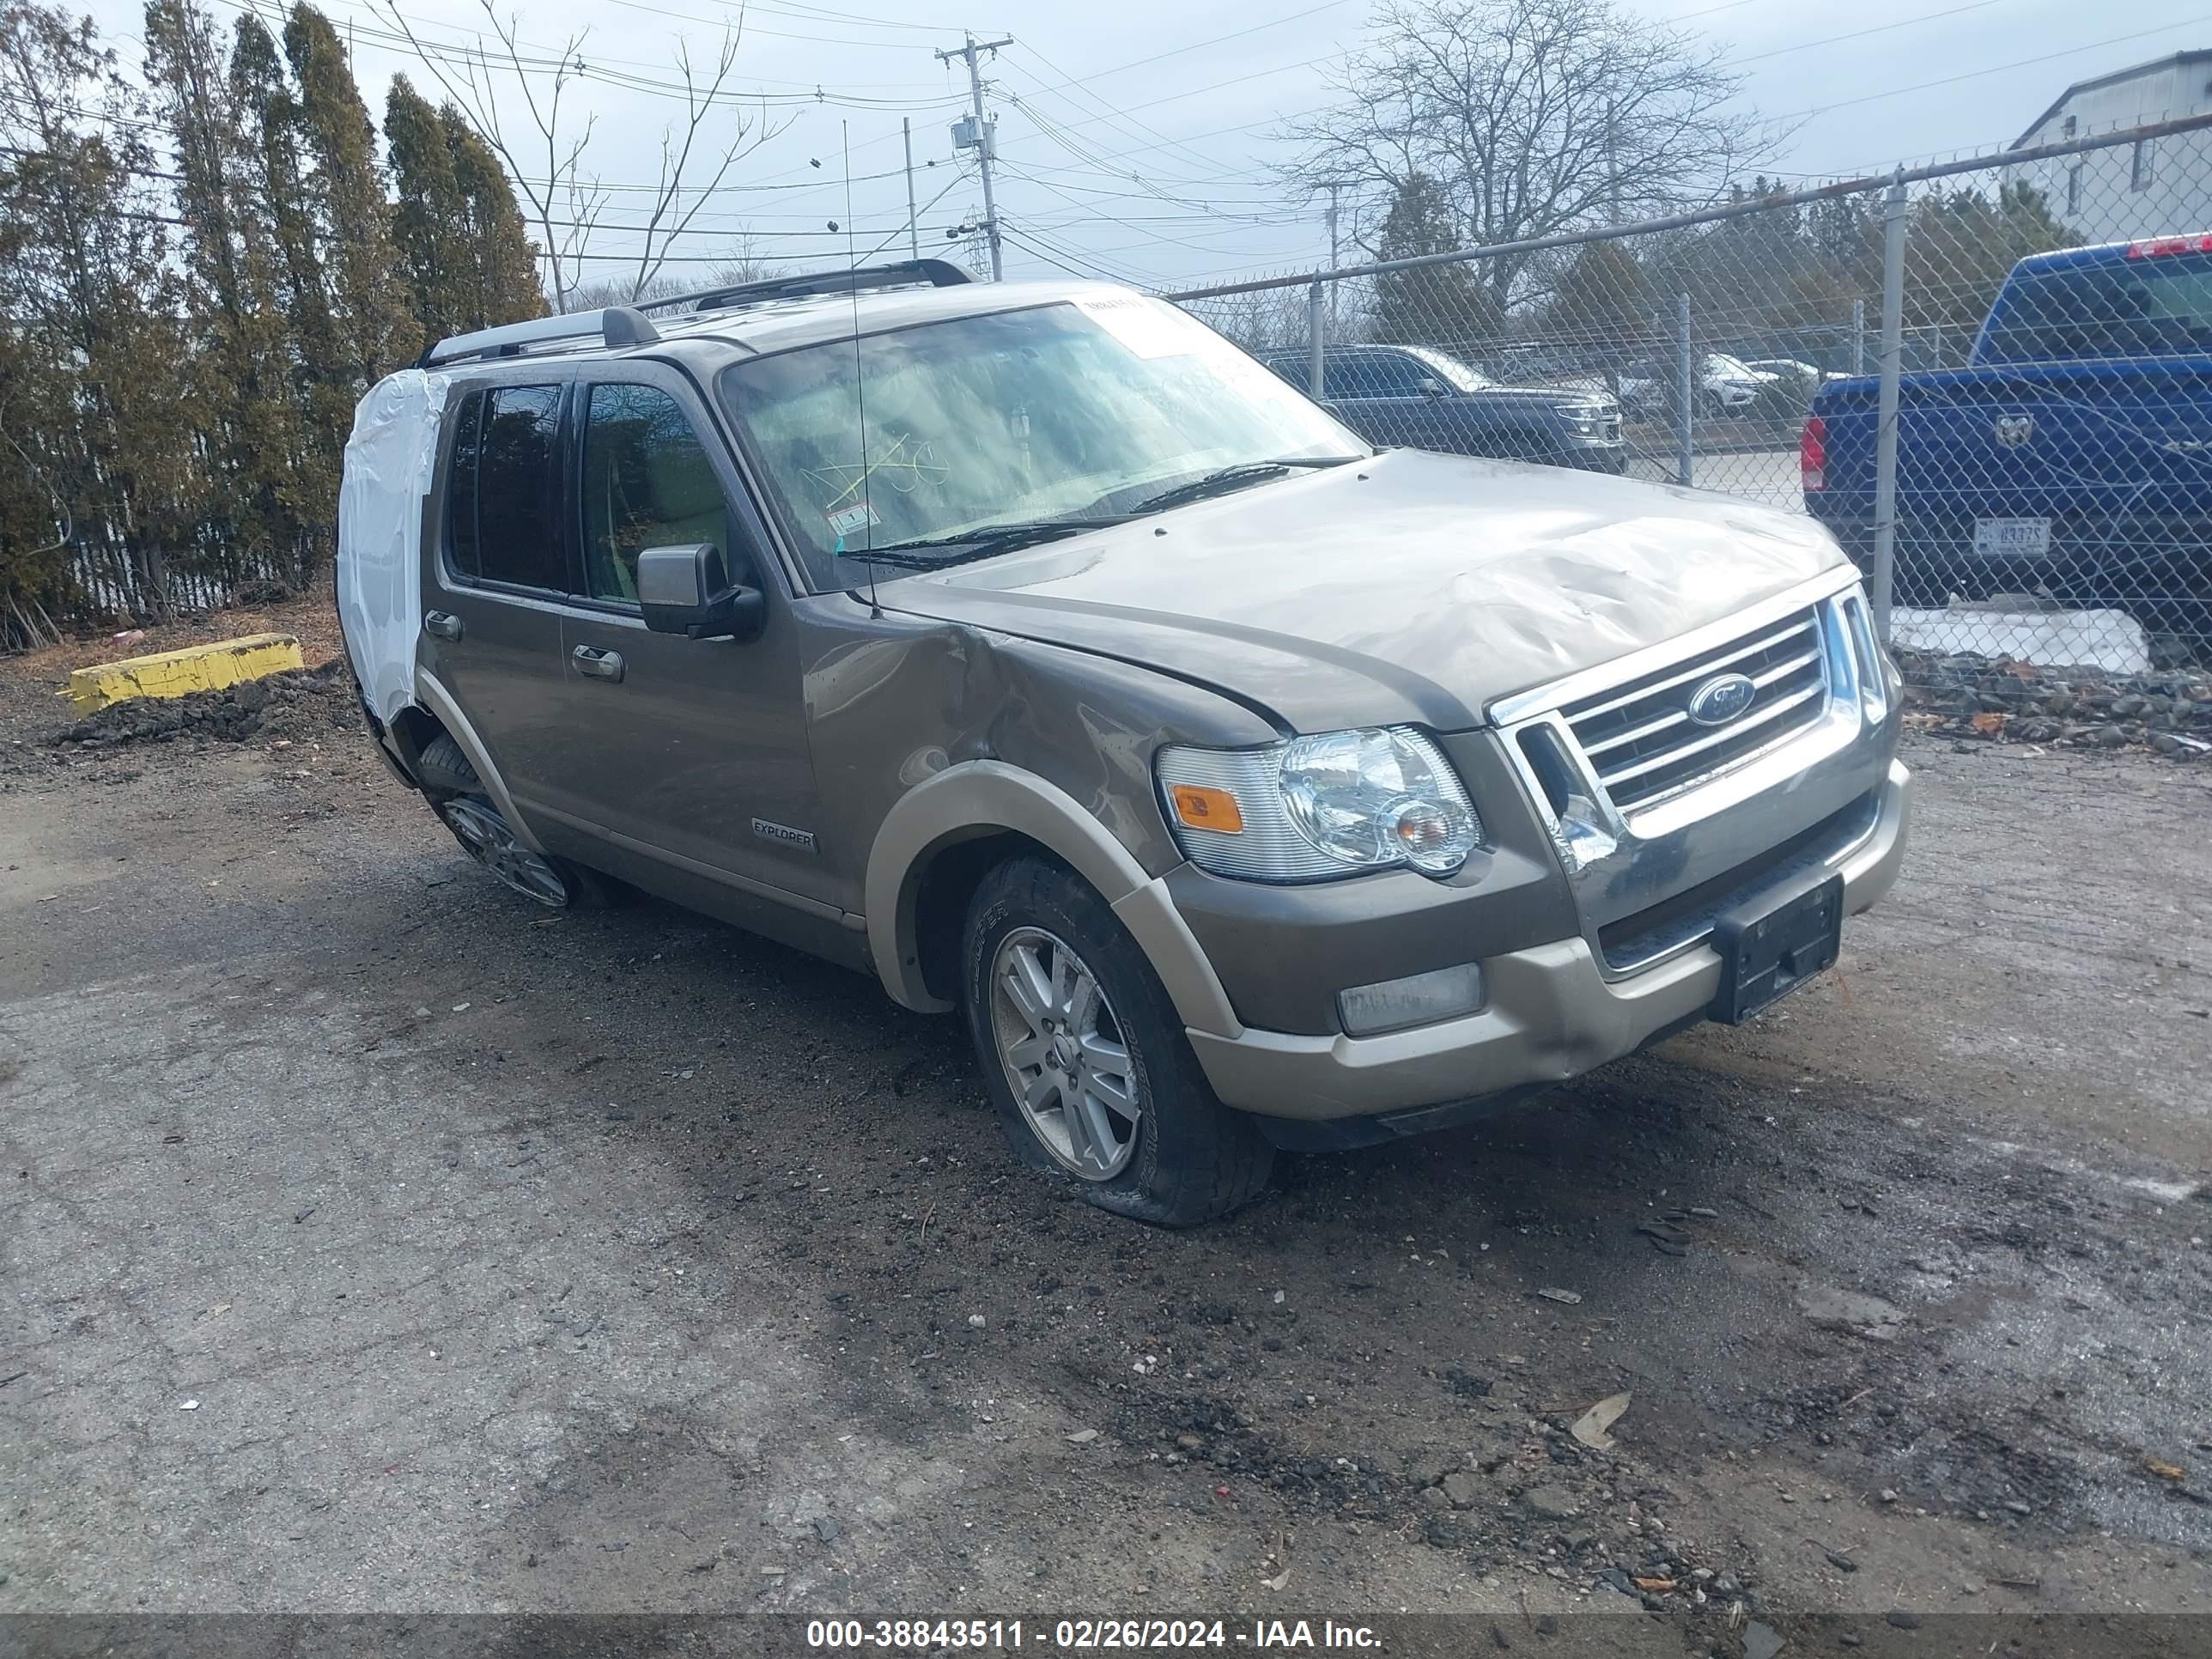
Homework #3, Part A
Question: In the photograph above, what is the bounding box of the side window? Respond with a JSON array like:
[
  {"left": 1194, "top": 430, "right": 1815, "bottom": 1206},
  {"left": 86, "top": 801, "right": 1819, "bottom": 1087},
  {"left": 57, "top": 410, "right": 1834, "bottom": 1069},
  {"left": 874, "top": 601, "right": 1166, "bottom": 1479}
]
[
  {"left": 1364, "top": 354, "right": 1425, "bottom": 396},
  {"left": 447, "top": 383, "right": 565, "bottom": 590},
  {"left": 445, "top": 389, "right": 483, "bottom": 576},
  {"left": 580, "top": 383, "right": 733, "bottom": 603},
  {"left": 1323, "top": 356, "right": 1379, "bottom": 398}
]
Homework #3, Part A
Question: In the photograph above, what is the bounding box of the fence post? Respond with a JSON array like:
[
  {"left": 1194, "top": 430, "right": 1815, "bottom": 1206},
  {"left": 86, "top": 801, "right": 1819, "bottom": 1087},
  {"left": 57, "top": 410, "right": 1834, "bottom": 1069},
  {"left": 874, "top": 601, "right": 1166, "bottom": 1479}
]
[
  {"left": 1869, "top": 170, "right": 1910, "bottom": 643},
  {"left": 1851, "top": 299, "right": 1866, "bottom": 376},
  {"left": 1307, "top": 279, "right": 1327, "bottom": 402},
  {"left": 1674, "top": 293, "right": 1693, "bottom": 489}
]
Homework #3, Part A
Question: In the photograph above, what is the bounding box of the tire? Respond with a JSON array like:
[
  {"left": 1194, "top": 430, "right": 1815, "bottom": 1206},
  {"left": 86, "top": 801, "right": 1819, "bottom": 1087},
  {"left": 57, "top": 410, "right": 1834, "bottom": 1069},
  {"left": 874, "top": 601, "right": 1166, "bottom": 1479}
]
[
  {"left": 961, "top": 855, "right": 1273, "bottom": 1227},
  {"left": 416, "top": 732, "right": 617, "bottom": 910}
]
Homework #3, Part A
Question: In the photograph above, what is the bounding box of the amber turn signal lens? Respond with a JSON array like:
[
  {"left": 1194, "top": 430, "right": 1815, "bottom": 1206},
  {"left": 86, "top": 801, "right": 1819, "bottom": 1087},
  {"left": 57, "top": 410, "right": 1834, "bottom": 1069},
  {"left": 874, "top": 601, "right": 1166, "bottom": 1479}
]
[{"left": 1169, "top": 782, "right": 1244, "bottom": 834}]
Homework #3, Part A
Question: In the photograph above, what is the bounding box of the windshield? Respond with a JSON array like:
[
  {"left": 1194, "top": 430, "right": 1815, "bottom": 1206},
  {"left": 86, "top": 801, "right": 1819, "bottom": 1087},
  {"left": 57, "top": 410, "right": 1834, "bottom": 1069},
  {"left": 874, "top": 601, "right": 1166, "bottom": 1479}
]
[
  {"left": 718, "top": 296, "right": 1363, "bottom": 585},
  {"left": 1980, "top": 252, "right": 2212, "bottom": 363},
  {"left": 1401, "top": 344, "right": 1493, "bottom": 392}
]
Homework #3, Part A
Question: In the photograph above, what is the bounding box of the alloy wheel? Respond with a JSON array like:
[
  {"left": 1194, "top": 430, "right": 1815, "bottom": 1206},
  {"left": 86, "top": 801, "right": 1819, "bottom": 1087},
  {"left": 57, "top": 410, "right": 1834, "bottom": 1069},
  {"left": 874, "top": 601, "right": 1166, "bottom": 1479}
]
[
  {"left": 988, "top": 926, "right": 1141, "bottom": 1180},
  {"left": 438, "top": 797, "right": 571, "bottom": 908}
]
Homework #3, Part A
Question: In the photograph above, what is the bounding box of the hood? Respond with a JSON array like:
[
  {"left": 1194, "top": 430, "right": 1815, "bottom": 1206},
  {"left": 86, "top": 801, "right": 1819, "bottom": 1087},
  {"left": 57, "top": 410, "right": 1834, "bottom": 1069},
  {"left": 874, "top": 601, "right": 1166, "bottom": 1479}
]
[
  {"left": 1462, "top": 385, "right": 1607, "bottom": 407},
  {"left": 872, "top": 447, "right": 1850, "bottom": 732}
]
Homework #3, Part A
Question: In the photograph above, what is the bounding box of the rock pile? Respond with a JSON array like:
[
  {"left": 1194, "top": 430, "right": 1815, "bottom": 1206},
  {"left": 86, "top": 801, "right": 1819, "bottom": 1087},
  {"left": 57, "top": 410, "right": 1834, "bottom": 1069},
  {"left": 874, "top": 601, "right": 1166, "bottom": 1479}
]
[{"left": 1897, "top": 647, "right": 2212, "bottom": 757}]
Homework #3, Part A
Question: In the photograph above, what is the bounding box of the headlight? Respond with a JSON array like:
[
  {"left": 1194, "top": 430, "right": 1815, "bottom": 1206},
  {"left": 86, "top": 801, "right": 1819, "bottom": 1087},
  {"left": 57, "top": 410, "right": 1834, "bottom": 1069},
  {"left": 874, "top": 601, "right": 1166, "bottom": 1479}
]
[{"left": 1156, "top": 726, "right": 1482, "bottom": 883}]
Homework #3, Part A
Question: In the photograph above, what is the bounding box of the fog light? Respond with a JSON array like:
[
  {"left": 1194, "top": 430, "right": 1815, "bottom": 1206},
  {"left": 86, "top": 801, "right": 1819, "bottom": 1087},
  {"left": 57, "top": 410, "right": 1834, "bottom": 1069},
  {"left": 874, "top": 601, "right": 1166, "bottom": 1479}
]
[{"left": 1337, "top": 962, "right": 1486, "bottom": 1036}]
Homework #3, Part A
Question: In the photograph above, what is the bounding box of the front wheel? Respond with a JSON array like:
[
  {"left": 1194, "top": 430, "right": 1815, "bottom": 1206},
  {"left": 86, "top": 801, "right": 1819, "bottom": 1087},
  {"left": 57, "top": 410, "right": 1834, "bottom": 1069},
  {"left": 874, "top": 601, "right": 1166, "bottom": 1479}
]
[{"left": 961, "top": 857, "right": 1273, "bottom": 1227}]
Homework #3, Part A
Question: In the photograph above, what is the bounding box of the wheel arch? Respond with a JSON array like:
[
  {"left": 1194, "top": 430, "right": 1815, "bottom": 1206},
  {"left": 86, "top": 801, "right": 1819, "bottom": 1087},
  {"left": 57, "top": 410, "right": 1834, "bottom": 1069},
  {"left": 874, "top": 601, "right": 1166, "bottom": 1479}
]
[
  {"left": 865, "top": 761, "right": 1243, "bottom": 1038},
  {"left": 406, "top": 670, "right": 550, "bottom": 854}
]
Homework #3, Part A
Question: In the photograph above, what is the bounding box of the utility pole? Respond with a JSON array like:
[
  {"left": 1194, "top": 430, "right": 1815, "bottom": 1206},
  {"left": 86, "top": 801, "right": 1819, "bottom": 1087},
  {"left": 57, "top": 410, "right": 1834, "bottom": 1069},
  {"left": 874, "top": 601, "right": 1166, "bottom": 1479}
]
[
  {"left": 1604, "top": 97, "right": 1620, "bottom": 227},
  {"left": 902, "top": 117, "right": 920, "bottom": 258},
  {"left": 937, "top": 32, "right": 1012, "bottom": 280},
  {"left": 1317, "top": 178, "right": 1353, "bottom": 331}
]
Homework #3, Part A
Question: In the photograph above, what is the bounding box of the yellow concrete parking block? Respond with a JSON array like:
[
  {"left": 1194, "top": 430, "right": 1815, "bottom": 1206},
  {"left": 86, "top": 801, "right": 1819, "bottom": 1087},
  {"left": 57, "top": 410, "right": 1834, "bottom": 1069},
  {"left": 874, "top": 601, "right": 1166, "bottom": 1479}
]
[{"left": 67, "top": 632, "right": 306, "bottom": 714}]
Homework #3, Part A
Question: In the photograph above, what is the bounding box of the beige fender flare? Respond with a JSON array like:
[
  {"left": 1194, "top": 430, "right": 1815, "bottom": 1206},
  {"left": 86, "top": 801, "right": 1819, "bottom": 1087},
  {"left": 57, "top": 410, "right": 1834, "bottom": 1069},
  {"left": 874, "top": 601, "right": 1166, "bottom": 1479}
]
[
  {"left": 863, "top": 759, "right": 1243, "bottom": 1038},
  {"left": 412, "top": 668, "right": 549, "bottom": 855}
]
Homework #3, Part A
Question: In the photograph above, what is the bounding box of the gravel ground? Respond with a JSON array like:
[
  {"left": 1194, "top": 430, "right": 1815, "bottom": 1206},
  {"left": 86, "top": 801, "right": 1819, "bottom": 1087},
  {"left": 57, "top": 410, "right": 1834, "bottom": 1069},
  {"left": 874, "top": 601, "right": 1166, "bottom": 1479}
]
[{"left": 3, "top": 641, "right": 2209, "bottom": 1655}]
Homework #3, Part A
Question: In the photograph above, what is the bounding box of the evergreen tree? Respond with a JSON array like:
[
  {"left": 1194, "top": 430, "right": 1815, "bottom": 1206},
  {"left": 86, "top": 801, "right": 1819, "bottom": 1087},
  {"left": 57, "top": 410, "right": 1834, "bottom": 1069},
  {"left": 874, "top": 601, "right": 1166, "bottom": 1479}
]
[
  {"left": 283, "top": 3, "right": 418, "bottom": 382},
  {"left": 1368, "top": 173, "right": 1505, "bottom": 356},
  {"left": 446, "top": 108, "right": 544, "bottom": 329},
  {"left": 0, "top": 0, "right": 194, "bottom": 627},
  {"left": 144, "top": 0, "right": 304, "bottom": 580},
  {"left": 1549, "top": 240, "right": 1648, "bottom": 351},
  {"left": 1905, "top": 181, "right": 2075, "bottom": 355},
  {"left": 387, "top": 74, "right": 542, "bottom": 343},
  {"left": 230, "top": 9, "right": 340, "bottom": 548}
]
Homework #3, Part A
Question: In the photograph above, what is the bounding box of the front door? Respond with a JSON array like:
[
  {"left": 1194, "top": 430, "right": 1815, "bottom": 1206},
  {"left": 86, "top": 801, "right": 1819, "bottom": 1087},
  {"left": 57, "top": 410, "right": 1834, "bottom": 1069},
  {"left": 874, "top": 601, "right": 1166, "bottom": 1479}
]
[
  {"left": 1353, "top": 350, "right": 1457, "bottom": 452},
  {"left": 532, "top": 366, "right": 835, "bottom": 910}
]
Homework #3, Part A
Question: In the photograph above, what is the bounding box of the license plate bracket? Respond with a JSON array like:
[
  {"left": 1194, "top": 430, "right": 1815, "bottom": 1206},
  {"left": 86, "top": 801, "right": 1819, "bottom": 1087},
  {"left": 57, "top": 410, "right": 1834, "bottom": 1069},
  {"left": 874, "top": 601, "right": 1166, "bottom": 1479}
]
[
  {"left": 1711, "top": 872, "right": 1844, "bottom": 1024},
  {"left": 1972, "top": 515, "right": 2051, "bottom": 559}
]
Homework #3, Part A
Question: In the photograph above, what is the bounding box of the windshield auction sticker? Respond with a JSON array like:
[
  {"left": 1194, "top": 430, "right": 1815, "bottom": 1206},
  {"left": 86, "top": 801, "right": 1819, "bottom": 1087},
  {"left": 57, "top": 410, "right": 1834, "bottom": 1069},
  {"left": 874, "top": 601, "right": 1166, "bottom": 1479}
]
[{"left": 1075, "top": 293, "right": 1218, "bottom": 359}]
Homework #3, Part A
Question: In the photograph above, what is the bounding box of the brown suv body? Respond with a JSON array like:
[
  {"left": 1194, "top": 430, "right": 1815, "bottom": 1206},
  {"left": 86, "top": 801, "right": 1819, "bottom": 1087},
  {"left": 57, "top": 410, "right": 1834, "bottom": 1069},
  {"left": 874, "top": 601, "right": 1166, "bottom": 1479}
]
[{"left": 340, "top": 267, "right": 1908, "bottom": 1218}]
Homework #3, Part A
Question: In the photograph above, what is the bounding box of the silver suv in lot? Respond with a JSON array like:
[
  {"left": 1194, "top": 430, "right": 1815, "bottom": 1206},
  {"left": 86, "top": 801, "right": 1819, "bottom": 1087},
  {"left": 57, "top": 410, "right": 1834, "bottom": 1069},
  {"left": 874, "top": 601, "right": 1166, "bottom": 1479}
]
[{"left": 337, "top": 260, "right": 1910, "bottom": 1226}]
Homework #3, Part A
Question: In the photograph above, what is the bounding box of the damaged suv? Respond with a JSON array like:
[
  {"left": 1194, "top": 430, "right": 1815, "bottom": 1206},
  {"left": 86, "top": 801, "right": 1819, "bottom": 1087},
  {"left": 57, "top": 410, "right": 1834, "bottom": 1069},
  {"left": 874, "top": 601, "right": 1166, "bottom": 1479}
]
[{"left": 337, "top": 260, "right": 1910, "bottom": 1226}]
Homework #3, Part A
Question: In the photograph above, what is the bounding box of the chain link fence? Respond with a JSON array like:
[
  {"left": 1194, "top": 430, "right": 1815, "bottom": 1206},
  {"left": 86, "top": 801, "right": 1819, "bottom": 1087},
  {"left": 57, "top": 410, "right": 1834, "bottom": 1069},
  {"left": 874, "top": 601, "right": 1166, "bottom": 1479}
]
[{"left": 1166, "top": 114, "right": 2212, "bottom": 748}]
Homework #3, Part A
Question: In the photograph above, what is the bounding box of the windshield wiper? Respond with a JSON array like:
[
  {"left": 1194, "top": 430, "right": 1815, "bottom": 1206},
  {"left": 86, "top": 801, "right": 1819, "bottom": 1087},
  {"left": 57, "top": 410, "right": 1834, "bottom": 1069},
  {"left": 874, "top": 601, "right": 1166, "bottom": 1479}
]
[
  {"left": 1124, "top": 456, "right": 1358, "bottom": 517},
  {"left": 837, "top": 517, "right": 1129, "bottom": 569}
]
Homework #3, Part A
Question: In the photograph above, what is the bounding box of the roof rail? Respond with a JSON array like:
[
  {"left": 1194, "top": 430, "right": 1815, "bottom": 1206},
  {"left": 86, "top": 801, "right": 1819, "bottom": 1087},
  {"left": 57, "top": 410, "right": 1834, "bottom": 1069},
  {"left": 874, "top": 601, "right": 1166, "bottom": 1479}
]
[
  {"left": 637, "top": 258, "right": 971, "bottom": 318},
  {"left": 414, "top": 260, "right": 969, "bottom": 368},
  {"left": 417, "top": 304, "right": 662, "bottom": 369}
]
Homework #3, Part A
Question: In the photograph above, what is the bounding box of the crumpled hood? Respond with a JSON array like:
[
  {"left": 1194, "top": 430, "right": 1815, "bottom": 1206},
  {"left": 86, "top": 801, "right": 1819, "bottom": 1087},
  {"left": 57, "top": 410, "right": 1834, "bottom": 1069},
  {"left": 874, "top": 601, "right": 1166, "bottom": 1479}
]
[{"left": 873, "top": 447, "right": 1850, "bottom": 732}]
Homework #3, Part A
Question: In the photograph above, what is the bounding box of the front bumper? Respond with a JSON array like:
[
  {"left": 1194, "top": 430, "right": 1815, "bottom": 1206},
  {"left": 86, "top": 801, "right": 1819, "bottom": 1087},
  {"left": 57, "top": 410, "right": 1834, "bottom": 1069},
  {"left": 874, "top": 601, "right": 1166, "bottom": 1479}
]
[{"left": 1185, "top": 755, "right": 1909, "bottom": 1124}]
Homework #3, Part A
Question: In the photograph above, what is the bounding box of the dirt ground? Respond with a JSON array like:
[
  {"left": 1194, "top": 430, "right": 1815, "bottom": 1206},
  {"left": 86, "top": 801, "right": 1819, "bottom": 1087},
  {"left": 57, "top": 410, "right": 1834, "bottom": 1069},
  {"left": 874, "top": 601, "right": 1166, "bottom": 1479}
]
[{"left": 3, "top": 611, "right": 2210, "bottom": 1656}]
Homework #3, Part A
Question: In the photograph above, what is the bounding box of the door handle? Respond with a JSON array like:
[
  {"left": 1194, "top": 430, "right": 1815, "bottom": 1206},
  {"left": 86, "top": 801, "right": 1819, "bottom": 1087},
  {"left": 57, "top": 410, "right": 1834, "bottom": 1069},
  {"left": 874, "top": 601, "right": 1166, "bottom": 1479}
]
[
  {"left": 571, "top": 644, "right": 625, "bottom": 683},
  {"left": 423, "top": 611, "right": 463, "bottom": 641}
]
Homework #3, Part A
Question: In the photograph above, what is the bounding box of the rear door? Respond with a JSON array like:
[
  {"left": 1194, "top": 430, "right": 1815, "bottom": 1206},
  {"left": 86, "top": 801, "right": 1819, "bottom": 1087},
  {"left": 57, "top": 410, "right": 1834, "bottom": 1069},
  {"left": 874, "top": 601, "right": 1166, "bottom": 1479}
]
[
  {"left": 535, "top": 363, "right": 836, "bottom": 909},
  {"left": 420, "top": 380, "right": 574, "bottom": 800}
]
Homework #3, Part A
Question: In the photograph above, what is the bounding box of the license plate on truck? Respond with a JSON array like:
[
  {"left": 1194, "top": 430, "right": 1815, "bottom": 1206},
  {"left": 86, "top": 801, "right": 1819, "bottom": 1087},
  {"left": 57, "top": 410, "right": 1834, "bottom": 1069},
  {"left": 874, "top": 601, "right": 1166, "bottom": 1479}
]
[
  {"left": 1711, "top": 873, "right": 1844, "bottom": 1024},
  {"left": 1972, "top": 516, "right": 2051, "bottom": 558}
]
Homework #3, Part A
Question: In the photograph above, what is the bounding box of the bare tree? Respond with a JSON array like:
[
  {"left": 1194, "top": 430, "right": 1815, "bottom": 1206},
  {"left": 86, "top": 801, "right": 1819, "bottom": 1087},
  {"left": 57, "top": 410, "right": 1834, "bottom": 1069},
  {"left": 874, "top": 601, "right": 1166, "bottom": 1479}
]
[
  {"left": 560, "top": 238, "right": 772, "bottom": 314},
  {"left": 370, "top": 1, "right": 785, "bottom": 311},
  {"left": 1279, "top": 0, "right": 1783, "bottom": 312},
  {"left": 615, "top": 31, "right": 787, "bottom": 305}
]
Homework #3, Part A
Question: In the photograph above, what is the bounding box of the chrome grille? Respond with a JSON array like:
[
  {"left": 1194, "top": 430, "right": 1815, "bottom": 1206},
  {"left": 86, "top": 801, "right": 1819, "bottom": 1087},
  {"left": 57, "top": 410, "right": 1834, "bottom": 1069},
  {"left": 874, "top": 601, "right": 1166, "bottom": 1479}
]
[{"left": 1562, "top": 608, "right": 1829, "bottom": 811}]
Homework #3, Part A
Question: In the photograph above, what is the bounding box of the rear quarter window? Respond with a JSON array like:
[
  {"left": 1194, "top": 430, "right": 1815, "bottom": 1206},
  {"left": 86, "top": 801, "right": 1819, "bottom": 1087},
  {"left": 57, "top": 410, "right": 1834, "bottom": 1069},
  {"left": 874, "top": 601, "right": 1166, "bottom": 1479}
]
[{"left": 444, "top": 383, "right": 567, "bottom": 591}]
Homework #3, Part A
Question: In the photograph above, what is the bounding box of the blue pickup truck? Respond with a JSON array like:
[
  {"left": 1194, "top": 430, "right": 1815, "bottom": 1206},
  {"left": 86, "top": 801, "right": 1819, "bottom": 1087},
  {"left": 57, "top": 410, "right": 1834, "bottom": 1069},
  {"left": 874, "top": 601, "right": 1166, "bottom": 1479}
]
[{"left": 1804, "top": 234, "right": 2212, "bottom": 639}]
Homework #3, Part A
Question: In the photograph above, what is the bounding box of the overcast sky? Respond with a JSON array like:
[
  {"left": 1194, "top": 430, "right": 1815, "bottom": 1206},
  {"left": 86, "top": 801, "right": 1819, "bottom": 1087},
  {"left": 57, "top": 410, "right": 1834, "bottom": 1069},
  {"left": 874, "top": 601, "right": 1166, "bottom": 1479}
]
[{"left": 72, "top": 0, "right": 2212, "bottom": 291}]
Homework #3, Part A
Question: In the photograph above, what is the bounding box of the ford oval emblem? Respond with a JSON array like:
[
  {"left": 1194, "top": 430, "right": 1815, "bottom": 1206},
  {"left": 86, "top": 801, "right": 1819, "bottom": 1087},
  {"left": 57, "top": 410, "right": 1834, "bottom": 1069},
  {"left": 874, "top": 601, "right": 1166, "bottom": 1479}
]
[{"left": 1686, "top": 672, "right": 1756, "bottom": 727}]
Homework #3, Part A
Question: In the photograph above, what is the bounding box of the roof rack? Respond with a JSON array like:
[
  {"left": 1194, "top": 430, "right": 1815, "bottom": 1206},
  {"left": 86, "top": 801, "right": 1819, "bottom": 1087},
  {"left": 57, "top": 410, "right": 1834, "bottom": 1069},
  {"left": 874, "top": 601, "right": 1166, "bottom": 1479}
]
[
  {"left": 638, "top": 258, "right": 971, "bottom": 317},
  {"left": 416, "top": 259, "right": 973, "bottom": 369},
  {"left": 417, "top": 305, "right": 661, "bottom": 368}
]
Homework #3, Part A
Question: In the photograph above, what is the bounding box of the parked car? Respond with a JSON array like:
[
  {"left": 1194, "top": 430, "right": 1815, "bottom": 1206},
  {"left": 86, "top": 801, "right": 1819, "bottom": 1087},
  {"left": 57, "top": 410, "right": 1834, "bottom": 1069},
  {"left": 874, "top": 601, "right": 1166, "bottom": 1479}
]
[
  {"left": 1805, "top": 233, "right": 2212, "bottom": 623},
  {"left": 337, "top": 259, "right": 1910, "bottom": 1226},
  {"left": 1743, "top": 358, "right": 1846, "bottom": 396},
  {"left": 1619, "top": 352, "right": 1780, "bottom": 419},
  {"left": 1260, "top": 343, "right": 1626, "bottom": 471}
]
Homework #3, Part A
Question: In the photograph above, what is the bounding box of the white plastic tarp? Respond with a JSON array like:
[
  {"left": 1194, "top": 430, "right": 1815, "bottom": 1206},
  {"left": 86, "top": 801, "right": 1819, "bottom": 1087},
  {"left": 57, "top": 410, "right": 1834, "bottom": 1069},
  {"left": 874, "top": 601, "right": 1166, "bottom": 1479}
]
[
  {"left": 337, "top": 370, "right": 448, "bottom": 722},
  {"left": 1890, "top": 605, "right": 2150, "bottom": 676}
]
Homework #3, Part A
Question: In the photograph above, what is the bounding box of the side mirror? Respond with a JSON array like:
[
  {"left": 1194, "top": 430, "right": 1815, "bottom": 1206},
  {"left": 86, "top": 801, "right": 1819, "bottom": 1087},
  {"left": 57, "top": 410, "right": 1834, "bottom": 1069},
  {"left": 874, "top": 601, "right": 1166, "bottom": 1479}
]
[
  {"left": 1417, "top": 375, "right": 1449, "bottom": 399},
  {"left": 637, "top": 544, "right": 766, "bottom": 641}
]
